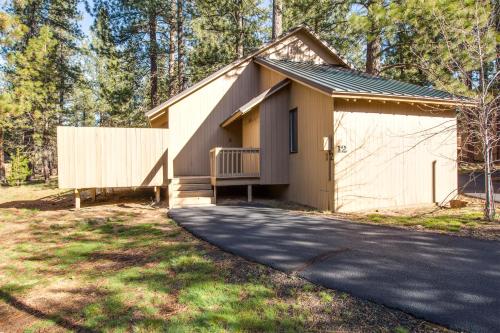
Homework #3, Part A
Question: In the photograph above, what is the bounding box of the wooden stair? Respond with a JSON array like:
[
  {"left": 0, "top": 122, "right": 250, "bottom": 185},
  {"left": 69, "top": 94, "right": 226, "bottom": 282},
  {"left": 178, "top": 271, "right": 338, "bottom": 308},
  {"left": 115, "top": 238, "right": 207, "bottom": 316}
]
[{"left": 169, "top": 176, "right": 215, "bottom": 208}]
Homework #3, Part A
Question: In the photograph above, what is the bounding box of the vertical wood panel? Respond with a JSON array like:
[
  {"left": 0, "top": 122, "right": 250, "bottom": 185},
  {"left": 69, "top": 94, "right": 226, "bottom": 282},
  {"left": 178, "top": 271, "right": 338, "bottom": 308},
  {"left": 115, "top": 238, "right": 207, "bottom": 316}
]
[
  {"left": 168, "top": 60, "right": 257, "bottom": 177},
  {"left": 57, "top": 126, "right": 169, "bottom": 189},
  {"left": 283, "top": 82, "right": 333, "bottom": 210},
  {"left": 260, "top": 30, "right": 343, "bottom": 65},
  {"left": 259, "top": 87, "right": 290, "bottom": 184},
  {"left": 333, "top": 100, "right": 457, "bottom": 212},
  {"left": 242, "top": 107, "right": 260, "bottom": 148}
]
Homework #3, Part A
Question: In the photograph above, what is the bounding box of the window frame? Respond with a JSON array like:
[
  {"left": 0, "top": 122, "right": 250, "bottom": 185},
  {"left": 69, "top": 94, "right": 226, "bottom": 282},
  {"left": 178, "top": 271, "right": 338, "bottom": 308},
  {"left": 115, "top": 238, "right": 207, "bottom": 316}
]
[{"left": 289, "top": 108, "right": 298, "bottom": 153}]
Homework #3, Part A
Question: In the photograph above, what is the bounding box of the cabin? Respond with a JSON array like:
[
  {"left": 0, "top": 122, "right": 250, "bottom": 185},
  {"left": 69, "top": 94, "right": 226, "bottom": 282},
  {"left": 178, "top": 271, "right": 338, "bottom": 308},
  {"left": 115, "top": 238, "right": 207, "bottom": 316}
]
[{"left": 58, "top": 26, "right": 464, "bottom": 212}]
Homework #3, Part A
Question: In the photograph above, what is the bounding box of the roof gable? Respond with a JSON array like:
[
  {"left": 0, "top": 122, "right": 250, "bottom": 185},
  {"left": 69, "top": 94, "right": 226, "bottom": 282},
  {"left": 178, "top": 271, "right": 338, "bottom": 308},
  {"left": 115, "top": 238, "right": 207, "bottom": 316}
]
[{"left": 146, "top": 26, "right": 350, "bottom": 120}]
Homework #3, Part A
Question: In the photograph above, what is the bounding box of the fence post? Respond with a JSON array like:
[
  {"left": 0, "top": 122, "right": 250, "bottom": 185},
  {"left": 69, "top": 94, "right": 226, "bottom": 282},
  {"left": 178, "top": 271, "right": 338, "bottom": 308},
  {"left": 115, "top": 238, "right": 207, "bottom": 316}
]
[
  {"left": 247, "top": 185, "right": 252, "bottom": 202},
  {"left": 74, "top": 189, "right": 81, "bottom": 210}
]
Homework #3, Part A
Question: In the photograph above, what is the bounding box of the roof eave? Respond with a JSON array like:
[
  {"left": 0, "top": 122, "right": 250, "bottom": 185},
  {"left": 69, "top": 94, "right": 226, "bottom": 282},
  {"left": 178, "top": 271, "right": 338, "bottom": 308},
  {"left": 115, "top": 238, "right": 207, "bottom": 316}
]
[{"left": 330, "top": 91, "right": 473, "bottom": 106}]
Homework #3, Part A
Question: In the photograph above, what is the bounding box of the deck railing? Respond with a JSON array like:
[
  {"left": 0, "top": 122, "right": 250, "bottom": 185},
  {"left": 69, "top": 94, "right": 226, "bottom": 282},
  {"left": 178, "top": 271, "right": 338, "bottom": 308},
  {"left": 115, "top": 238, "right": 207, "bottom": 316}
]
[{"left": 210, "top": 147, "right": 260, "bottom": 178}]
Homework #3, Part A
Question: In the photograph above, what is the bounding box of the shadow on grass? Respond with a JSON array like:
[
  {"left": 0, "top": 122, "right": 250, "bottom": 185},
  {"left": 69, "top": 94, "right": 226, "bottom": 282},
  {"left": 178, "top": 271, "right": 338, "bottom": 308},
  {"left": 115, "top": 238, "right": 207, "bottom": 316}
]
[
  {"left": 0, "top": 290, "right": 97, "bottom": 333},
  {"left": 0, "top": 192, "right": 74, "bottom": 211},
  {"left": 0, "top": 187, "right": 158, "bottom": 211},
  {"left": 1, "top": 206, "right": 306, "bottom": 332}
]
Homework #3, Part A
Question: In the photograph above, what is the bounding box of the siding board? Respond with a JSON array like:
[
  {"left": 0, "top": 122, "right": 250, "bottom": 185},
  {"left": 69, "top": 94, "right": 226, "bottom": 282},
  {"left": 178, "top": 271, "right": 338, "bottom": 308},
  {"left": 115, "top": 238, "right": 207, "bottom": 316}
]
[
  {"left": 57, "top": 126, "right": 169, "bottom": 189},
  {"left": 285, "top": 82, "right": 334, "bottom": 210},
  {"left": 259, "top": 88, "right": 290, "bottom": 184},
  {"left": 333, "top": 100, "right": 457, "bottom": 212},
  {"left": 167, "top": 61, "right": 256, "bottom": 177}
]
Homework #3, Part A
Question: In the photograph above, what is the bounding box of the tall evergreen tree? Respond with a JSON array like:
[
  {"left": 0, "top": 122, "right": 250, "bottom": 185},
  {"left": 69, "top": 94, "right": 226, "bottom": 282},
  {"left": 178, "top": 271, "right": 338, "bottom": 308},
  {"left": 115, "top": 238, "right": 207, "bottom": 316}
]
[
  {"left": 8, "top": 26, "right": 60, "bottom": 182},
  {"left": 105, "top": 0, "right": 172, "bottom": 109},
  {"left": 282, "top": 0, "right": 359, "bottom": 66},
  {"left": 189, "top": 0, "right": 267, "bottom": 82},
  {"left": 90, "top": 5, "right": 145, "bottom": 126},
  {"left": 2, "top": 0, "right": 81, "bottom": 180},
  {"left": 272, "top": 0, "right": 283, "bottom": 39}
]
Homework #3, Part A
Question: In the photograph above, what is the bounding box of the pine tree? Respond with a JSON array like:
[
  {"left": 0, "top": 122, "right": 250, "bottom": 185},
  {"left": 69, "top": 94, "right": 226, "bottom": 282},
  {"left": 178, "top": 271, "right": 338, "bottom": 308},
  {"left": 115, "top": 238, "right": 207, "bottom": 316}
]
[
  {"left": 0, "top": 94, "right": 19, "bottom": 183},
  {"left": 105, "top": 0, "right": 172, "bottom": 109},
  {"left": 2, "top": 0, "right": 81, "bottom": 180},
  {"left": 282, "top": 0, "right": 358, "bottom": 66},
  {"left": 7, "top": 148, "right": 31, "bottom": 186},
  {"left": 189, "top": 0, "right": 267, "bottom": 82},
  {"left": 272, "top": 0, "right": 283, "bottom": 40},
  {"left": 90, "top": 5, "right": 145, "bottom": 126},
  {"left": 0, "top": 10, "right": 25, "bottom": 182},
  {"left": 8, "top": 26, "right": 60, "bottom": 182}
]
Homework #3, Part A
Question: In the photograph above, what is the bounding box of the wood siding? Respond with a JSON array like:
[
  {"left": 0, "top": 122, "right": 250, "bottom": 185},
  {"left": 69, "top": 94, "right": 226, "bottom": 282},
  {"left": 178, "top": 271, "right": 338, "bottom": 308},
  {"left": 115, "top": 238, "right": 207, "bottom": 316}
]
[
  {"left": 242, "top": 107, "right": 260, "bottom": 148},
  {"left": 57, "top": 127, "right": 169, "bottom": 189},
  {"left": 333, "top": 100, "right": 457, "bottom": 212},
  {"left": 259, "top": 87, "right": 290, "bottom": 185},
  {"left": 284, "top": 82, "right": 334, "bottom": 210},
  {"left": 260, "top": 30, "right": 343, "bottom": 65},
  {"left": 166, "top": 60, "right": 258, "bottom": 177},
  {"left": 259, "top": 67, "right": 287, "bottom": 93},
  {"left": 157, "top": 35, "right": 336, "bottom": 179}
]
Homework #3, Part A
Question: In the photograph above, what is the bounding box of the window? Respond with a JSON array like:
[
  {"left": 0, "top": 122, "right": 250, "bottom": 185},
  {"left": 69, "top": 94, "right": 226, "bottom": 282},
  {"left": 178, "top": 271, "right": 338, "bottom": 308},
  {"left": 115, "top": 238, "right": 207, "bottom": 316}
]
[{"left": 289, "top": 108, "right": 298, "bottom": 153}]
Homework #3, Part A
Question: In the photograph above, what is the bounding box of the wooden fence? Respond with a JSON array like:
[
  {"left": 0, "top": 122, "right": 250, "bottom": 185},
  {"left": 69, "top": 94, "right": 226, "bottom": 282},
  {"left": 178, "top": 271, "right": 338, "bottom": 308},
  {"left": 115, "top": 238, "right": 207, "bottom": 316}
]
[{"left": 57, "top": 127, "right": 169, "bottom": 189}]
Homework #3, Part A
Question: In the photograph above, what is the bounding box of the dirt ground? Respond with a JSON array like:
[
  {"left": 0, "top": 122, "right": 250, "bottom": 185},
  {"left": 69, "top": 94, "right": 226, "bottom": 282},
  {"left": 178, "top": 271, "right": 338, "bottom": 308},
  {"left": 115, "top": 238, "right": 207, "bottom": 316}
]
[{"left": 0, "top": 182, "right": 453, "bottom": 332}]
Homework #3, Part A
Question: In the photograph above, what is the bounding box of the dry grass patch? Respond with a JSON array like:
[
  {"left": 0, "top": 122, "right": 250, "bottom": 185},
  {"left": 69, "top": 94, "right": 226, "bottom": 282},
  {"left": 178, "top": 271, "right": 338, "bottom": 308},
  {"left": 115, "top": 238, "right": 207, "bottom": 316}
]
[
  {"left": 0, "top": 183, "right": 451, "bottom": 332},
  {"left": 255, "top": 196, "right": 500, "bottom": 241}
]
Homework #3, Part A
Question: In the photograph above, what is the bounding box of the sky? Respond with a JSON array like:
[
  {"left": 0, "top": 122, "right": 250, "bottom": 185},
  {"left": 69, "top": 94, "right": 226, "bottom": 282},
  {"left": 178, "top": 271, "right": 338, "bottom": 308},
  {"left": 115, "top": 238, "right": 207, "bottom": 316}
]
[
  {"left": 78, "top": 0, "right": 93, "bottom": 37},
  {"left": 78, "top": 0, "right": 273, "bottom": 38}
]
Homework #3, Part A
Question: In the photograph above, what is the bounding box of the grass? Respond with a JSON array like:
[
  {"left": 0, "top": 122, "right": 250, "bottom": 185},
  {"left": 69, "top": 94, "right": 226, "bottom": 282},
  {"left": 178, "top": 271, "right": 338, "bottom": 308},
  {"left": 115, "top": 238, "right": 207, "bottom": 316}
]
[
  {"left": 0, "top": 181, "right": 450, "bottom": 332},
  {"left": 365, "top": 211, "right": 484, "bottom": 232},
  {"left": 357, "top": 199, "right": 500, "bottom": 235},
  {"left": 257, "top": 197, "right": 499, "bottom": 238}
]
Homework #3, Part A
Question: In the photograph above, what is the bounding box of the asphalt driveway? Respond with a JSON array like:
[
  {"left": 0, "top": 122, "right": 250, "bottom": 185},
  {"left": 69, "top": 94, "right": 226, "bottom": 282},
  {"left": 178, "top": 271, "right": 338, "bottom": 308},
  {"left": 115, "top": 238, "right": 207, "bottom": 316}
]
[{"left": 169, "top": 205, "right": 500, "bottom": 333}]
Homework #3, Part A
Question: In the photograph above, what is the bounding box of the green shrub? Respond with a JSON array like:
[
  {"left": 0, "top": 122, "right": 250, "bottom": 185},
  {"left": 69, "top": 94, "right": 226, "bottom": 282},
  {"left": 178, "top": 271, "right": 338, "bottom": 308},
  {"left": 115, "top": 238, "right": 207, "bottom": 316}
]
[{"left": 7, "top": 148, "right": 31, "bottom": 186}]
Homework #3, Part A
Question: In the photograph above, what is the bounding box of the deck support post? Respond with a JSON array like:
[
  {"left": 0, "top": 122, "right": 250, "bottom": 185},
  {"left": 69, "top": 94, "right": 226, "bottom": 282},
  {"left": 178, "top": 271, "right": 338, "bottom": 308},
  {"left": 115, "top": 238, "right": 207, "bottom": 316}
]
[
  {"left": 74, "top": 189, "right": 81, "bottom": 210},
  {"left": 154, "top": 186, "right": 161, "bottom": 203},
  {"left": 247, "top": 185, "right": 252, "bottom": 202}
]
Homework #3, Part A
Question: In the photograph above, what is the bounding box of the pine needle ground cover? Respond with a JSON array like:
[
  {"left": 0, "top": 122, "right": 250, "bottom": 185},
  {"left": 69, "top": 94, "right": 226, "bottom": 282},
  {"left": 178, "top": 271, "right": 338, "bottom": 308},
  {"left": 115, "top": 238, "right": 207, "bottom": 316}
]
[{"left": 0, "top": 183, "right": 450, "bottom": 333}]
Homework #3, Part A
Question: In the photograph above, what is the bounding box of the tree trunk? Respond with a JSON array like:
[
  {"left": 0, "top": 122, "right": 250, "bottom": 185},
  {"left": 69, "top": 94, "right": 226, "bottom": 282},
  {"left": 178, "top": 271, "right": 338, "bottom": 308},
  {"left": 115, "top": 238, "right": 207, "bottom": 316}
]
[
  {"left": 149, "top": 10, "right": 158, "bottom": 108},
  {"left": 42, "top": 132, "right": 50, "bottom": 183},
  {"left": 484, "top": 135, "right": 495, "bottom": 221},
  {"left": 168, "top": 1, "right": 177, "bottom": 97},
  {"left": 177, "top": 0, "right": 186, "bottom": 91},
  {"left": 235, "top": 2, "right": 244, "bottom": 58},
  {"left": 272, "top": 0, "right": 283, "bottom": 40},
  {"left": 0, "top": 128, "right": 4, "bottom": 183},
  {"left": 366, "top": 34, "right": 381, "bottom": 74}
]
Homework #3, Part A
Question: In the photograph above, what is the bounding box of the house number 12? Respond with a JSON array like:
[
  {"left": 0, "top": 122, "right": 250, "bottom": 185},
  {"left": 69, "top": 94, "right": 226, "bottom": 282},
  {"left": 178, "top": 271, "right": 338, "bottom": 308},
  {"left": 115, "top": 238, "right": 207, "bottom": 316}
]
[{"left": 337, "top": 145, "right": 347, "bottom": 153}]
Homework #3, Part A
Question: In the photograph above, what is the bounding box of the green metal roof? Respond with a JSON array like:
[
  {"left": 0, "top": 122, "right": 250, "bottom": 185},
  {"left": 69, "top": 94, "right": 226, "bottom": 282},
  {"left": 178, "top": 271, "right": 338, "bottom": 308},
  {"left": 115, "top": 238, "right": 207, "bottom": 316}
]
[{"left": 256, "top": 58, "right": 462, "bottom": 103}]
